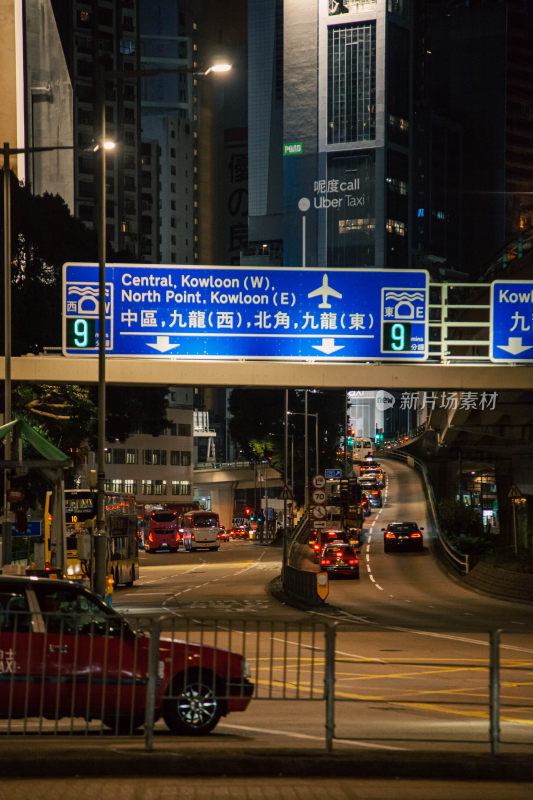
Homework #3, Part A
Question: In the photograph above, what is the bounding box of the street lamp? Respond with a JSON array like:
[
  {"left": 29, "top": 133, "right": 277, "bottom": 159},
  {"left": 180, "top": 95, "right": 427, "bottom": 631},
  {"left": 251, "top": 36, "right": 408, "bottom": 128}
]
[{"left": 92, "top": 60, "right": 232, "bottom": 596}]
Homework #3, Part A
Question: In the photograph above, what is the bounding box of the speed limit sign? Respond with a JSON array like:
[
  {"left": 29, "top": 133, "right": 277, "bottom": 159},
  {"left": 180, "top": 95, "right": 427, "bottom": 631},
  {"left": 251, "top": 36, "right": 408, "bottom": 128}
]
[{"left": 311, "top": 488, "right": 326, "bottom": 505}]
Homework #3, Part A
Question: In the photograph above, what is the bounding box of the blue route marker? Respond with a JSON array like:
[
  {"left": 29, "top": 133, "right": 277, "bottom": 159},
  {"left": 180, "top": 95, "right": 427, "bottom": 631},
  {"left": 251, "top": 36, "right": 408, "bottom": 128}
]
[
  {"left": 490, "top": 280, "right": 533, "bottom": 362},
  {"left": 63, "top": 264, "right": 429, "bottom": 361}
]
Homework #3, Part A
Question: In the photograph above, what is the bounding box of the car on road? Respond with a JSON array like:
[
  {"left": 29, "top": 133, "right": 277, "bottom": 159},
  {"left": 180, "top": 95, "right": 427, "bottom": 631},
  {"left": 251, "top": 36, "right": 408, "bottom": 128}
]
[
  {"left": 309, "top": 529, "right": 352, "bottom": 560},
  {"left": 363, "top": 467, "right": 386, "bottom": 488},
  {"left": 320, "top": 544, "right": 360, "bottom": 579},
  {"left": 218, "top": 526, "right": 230, "bottom": 542},
  {"left": 0, "top": 575, "right": 253, "bottom": 735},
  {"left": 382, "top": 522, "right": 424, "bottom": 552},
  {"left": 365, "top": 487, "right": 383, "bottom": 508},
  {"left": 229, "top": 525, "right": 248, "bottom": 540},
  {"left": 359, "top": 460, "right": 381, "bottom": 475}
]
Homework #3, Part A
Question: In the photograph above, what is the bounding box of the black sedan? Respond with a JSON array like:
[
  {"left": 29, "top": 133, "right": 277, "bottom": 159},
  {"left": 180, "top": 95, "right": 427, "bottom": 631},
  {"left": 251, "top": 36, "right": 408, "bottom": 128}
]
[{"left": 382, "top": 522, "right": 424, "bottom": 553}]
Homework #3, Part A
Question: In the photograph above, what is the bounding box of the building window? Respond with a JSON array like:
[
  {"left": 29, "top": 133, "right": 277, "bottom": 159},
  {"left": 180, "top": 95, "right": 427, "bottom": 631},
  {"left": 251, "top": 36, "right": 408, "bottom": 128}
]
[
  {"left": 126, "top": 448, "right": 138, "bottom": 464},
  {"left": 386, "top": 177, "right": 408, "bottom": 196},
  {"left": 123, "top": 480, "right": 137, "bottom": 494},
  {"left": 105, "top": 449, "right": 112, "bottom": 464},
  {"left": 113, "top": 448, "right": 126, "bottom": 464},
  {"left": 172, "top": 480, "right": 191, "bottom": 496},
  {"left": 328, "top": 22, "right": 376, "bottom": 143},
  {"left": 386, "top": 218, "right": 406, "bottom": 236},
  {"left": 143, "top": 449, "right": 167, "bottom": 465},
  {"left": 171, "top": 450, "right": 191, "bottom": 466},
  {"left": 141, "top": 480, "right": 167, "bottom": 496},
  {"left": 177, "top": 423, "right": 191, "bottom": 437},
  {"left": 111, "top": 480, "right": 123, "bottom": 492}
]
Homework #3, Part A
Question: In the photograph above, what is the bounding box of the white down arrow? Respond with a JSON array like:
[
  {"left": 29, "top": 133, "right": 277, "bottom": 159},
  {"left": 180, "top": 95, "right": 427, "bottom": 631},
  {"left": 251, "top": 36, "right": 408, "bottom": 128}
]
[
  {"left": 312, "top": 338, "right": 345, "bottom": 355},
  {"left": 146, "top": 336, "right": 180, "bottom": 353}
]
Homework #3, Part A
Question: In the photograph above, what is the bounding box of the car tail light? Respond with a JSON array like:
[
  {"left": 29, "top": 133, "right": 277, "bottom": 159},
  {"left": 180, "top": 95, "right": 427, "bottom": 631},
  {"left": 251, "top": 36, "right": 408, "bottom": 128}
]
[
  {"left": 321, "top": 559, "right": 330, "bottom": 565},
  {"left": 411, "top": 531, "right": 422, "bottom": 538},
  {"left": 313, "top": 544, "right": 320, "bottom": 551},
  {"left": 348, "top": 559, "right": 357, "bottom": 564},
  {"left": 148, "top": 532, "right": 153, "bottom": 542},
  {"left": 372, "top": 490, "right": 379, "bottom": 496},
  {"left": 191, "top": 533, "right": 195, "bottom": 539},
  {"left": 385, "top": 532, "right": 396, "bottom": 539},
  {"left": 336, "top": 551, "right": 343, "bottom": 557}
]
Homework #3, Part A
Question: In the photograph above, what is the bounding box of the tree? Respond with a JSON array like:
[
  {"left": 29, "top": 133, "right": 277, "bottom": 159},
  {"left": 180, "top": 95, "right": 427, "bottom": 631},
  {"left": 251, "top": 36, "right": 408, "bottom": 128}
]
[
  {"left": 1, "top": 175, "right": 169, "bottom": 451},
  {"left": 228, "top": 388, "right": 346, "bottom": 504}
]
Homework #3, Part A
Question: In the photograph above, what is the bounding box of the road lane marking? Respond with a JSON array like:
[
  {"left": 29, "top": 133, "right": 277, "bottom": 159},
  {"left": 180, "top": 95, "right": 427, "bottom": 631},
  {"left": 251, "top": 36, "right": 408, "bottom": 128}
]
[{"left": 217, "top": 722, "right": 407, "bottom": 750}]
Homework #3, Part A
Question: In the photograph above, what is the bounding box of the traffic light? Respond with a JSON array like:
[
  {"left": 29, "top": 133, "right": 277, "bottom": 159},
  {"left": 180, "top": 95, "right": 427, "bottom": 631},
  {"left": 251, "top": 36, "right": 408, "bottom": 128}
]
[
  {"left": 347, "top": 429, "right": 354, "bottom": 446},
  {"left": 245, "top": 507, "right": 251, "bottom": 517}
]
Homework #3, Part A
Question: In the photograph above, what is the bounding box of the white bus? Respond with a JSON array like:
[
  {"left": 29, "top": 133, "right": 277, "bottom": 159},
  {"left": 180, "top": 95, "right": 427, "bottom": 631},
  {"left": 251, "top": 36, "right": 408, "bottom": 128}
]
[
  {"left": 179, "top": 509, "right": 220, "bottom": 551},
  {"left": 354, "top": 437, "right": 373, "bottom": 453}
]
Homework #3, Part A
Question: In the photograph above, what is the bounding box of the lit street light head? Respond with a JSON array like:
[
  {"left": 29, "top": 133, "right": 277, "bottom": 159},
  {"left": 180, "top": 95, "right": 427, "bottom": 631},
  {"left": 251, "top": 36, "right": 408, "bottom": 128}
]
[{"left": 202, "top": 63, "right": 232, "bottom": 75}]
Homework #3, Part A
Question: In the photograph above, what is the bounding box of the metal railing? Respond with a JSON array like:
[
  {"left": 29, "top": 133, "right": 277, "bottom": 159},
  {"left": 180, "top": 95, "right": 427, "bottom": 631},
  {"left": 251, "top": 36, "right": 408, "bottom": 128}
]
[{"left": 2, "top": 610, "right": 531, "bottom": 755}]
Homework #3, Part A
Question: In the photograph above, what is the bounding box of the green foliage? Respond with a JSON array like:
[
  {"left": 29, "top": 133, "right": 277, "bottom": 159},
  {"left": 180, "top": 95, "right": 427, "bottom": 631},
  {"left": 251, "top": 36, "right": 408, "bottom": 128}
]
[
  {"left": 228, "top": 388, "right": 346, "bottom": 504},
  {"left": 1, "top": 177, "right": 169, "bottom": 453},
  {"left": 6, "top": 180, "right": 98, "bottom": 355},
  {"left": 438, "top": 499, "right": 490, "bottom": 555},
  {"left": 12, "top": 383, "right": 96, "bottom": 459}
]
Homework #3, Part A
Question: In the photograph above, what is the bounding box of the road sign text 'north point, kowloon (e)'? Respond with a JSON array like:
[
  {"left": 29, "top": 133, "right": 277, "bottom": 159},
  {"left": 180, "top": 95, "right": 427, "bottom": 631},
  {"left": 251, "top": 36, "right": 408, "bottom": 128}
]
[{"left": 63, "top": 263, "right": 429, "bottom": 362}]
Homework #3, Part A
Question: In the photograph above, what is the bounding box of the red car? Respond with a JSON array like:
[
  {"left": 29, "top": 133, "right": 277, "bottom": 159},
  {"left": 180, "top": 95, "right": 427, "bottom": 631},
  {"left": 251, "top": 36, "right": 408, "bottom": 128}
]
[
  {"left": 320, "top": 544, "right": 360, "bottom": 579},
  {"left": 0, "top": 575, "right": 253, "bottom": 734}
]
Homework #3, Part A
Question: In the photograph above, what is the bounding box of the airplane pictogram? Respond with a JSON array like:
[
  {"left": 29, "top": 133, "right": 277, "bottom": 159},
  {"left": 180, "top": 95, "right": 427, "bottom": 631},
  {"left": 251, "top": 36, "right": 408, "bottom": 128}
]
[{"left": 307, "top": 274, "right": 343, "bottom": 309}]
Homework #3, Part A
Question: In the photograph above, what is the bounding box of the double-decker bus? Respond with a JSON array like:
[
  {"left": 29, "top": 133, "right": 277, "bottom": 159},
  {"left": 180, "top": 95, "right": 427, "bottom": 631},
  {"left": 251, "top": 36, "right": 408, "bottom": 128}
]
[{"left": 60, "top": 489, "right": 140, "bottom": 587}]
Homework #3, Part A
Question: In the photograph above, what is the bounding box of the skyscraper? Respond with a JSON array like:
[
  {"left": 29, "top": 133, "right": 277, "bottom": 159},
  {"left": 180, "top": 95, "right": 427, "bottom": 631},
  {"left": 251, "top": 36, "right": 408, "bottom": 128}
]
[{"left": 249, "top": 0, "right": 412, "bottom": 270}]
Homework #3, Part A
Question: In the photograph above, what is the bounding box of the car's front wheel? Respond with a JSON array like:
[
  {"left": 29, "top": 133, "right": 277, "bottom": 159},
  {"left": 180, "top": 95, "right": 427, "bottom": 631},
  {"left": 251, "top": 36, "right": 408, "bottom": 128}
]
[{"left": 162, "top": 671, "right": 223, "bottom": 735}]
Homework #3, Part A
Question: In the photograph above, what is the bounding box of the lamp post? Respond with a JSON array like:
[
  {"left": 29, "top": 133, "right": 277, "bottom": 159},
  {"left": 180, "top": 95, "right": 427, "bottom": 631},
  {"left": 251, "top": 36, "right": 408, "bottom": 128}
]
[
  {"left": 92, "top": 61, "right": 232, "bottom": 595},
  {"left": 287, "top": 408, "right": 319, "bottom": 508}
]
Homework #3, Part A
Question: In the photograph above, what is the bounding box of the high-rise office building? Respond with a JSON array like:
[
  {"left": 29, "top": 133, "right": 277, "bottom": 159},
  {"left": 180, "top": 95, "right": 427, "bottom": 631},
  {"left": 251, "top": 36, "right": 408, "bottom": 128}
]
[
  {"left": 249, "top": 0, "right": 413, "bottom": 270},
  {"left": 248, "top": 0, "right": 533, "bottom": 277}
]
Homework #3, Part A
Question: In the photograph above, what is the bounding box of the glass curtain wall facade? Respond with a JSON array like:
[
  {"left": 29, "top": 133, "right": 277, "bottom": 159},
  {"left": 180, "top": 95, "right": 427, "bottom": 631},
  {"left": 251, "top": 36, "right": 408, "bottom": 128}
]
[{"left": 279, "top": 0, "right": 412, "bottom": 269}]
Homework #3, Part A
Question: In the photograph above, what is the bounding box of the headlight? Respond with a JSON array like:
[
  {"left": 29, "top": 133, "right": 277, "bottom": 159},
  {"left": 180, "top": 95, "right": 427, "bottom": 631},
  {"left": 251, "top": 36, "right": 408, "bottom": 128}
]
[
  {"left": 66, "top": 563, "right": 82, "bottom": 575},
  {"left": 242, "top": 659, "right": 252, "bottom": 679}
]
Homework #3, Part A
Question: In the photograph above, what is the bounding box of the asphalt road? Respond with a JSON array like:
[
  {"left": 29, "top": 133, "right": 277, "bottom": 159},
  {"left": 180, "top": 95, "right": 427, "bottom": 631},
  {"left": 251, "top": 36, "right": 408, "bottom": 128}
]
[{"left": 108, "top": 459, "right": 533, "bottom": 756}]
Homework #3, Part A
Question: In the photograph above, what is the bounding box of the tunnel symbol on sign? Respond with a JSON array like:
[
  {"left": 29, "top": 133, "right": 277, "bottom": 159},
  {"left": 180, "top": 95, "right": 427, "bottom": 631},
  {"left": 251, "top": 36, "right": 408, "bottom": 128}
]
[{"left": 382, "top": 289, "right": 425, "bottom": 321}]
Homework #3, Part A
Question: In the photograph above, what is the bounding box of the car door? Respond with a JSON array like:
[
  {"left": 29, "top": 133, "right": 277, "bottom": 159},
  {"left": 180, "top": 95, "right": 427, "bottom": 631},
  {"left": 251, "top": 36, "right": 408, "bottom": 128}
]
[
  {"left": 0, "top": 580, "right": 37, "bottom": 721},
  {"left": 31, "top": 583, "right": 149, "bottom": 724}
]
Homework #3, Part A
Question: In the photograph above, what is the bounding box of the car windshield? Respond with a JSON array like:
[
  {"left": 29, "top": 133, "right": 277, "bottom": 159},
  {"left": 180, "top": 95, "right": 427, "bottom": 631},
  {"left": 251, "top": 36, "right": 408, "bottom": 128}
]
[{"left": 390, "top": 523, "right": 418, "bottom": 533}]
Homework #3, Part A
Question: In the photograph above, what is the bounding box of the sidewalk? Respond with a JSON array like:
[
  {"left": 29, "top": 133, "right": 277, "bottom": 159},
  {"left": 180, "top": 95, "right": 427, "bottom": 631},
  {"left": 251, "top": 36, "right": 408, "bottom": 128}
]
[{"left": 1, "top": 737, "right": 532, "bottom": 782}]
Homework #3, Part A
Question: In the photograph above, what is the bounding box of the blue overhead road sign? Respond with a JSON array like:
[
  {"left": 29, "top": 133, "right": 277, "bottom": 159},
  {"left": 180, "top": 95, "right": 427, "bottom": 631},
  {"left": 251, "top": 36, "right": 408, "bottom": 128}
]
[
  {"left": 63, "top": 264, "right": 429, "bottom": 361},
  {"left": 490, "top": 280, "right": 533, "bottom": 362}
]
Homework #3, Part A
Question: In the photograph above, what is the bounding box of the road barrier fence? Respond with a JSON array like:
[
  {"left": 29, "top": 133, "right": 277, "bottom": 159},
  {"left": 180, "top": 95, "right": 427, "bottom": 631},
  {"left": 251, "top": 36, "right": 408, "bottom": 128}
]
[{"left": 1, "top": 609, "right": 531, "bottom": 755}]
